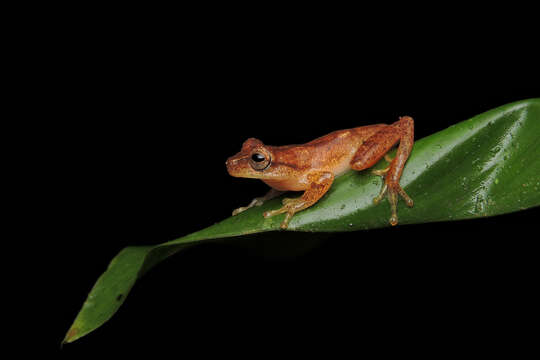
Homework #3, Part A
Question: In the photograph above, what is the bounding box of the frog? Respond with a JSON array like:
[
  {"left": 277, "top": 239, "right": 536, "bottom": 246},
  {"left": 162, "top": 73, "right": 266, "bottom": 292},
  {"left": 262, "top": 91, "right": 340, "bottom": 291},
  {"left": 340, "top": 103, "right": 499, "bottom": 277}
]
[{"left": 225, "top": 116, "right": 414, "bottom": 229}]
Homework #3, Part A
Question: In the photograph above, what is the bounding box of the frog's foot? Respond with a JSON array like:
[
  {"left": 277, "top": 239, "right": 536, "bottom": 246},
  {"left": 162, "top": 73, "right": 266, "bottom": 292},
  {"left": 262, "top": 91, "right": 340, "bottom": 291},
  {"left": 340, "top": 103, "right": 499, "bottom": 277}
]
[
  {"left": 263, "top": 171, "right": 334, "bottom": 230},
  {"left": 263, "top": 197, "right": 304, "bottom": 229},
  {"left": 232, "top": 197, "right": 265, "bottom": 216},
  {"left": 232, "top": 188, "right": 284, "bottom": 216},
  {"left": 373, "top": 180, "right": 413, "bottom": 226}
]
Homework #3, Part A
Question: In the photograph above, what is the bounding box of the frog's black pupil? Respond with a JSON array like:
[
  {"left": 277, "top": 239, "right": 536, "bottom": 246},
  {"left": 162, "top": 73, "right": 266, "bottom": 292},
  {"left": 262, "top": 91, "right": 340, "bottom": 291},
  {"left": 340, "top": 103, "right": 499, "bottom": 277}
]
[{"left": 252, "top": 153, "right": 265, "bottom": 162}]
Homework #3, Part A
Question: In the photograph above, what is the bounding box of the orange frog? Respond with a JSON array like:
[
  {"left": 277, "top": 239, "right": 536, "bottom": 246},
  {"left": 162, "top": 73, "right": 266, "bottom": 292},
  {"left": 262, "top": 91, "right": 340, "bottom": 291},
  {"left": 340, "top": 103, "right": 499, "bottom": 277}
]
[{"left": 226, "top": 116, "right": 414, "bottom": 229}]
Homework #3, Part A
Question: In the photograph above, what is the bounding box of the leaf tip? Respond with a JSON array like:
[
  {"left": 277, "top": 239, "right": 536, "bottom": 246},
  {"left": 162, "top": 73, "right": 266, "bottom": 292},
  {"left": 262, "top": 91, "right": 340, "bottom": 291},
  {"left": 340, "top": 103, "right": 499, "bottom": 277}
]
[{"left": 62, "top": 326, "right": 79, "bottom": 345}]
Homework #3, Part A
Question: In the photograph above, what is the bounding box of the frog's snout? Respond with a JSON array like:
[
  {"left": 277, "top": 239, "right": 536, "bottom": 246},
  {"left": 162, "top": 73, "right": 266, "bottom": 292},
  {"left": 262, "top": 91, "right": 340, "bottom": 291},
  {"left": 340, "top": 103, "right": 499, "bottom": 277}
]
[{"left": 225, "top": 157, "right": 237, "bottom": 175}]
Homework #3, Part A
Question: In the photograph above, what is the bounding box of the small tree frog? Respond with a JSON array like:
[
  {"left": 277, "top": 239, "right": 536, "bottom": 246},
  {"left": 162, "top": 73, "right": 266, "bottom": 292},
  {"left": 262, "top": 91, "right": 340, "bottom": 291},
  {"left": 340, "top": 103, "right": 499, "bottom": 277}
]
[{"left": 226, "top": 116, "right": 414, "bottom": 229}]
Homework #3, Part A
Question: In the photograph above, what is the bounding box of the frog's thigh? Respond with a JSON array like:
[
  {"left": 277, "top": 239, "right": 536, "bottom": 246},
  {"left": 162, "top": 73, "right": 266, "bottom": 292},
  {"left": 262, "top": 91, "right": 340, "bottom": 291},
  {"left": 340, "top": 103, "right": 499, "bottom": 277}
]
[{"left": 350, "top": 126, "right": 401, "bottom": 171}]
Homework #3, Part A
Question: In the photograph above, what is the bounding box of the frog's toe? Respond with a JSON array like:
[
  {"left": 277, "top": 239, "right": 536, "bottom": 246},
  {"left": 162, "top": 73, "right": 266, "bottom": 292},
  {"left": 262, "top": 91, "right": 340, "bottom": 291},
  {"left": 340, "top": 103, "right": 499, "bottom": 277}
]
[
  {"left": 263, "top": 201, "right": 301, "bottom": 229},
  {"left": 388, "top": 189, "right": 399, "bottom": 226},
  {"left": 280, "top": 212, "right": 294, "bottom": 229},
  {"left": 372, "top": 167, "right": 390, "bottom": 177},
  {"left": 232, "top": 206, "right": 250, "bottom": 216},
  {"left": 263, "top": 207, "right": 286, "bottom": 218},
  {"left": 263, "top": 208, "right": 293, "bottom": 229},
  {"left": 395, "top": 185, "right": 414, "bottom": 208},
  {"left": 232, "top": 197, "right": 265, "bottom": 216},
  {"left": 373, "top": 181, "right": 413, "bottom": 226},
  {"left": 373, "top": 183, "right": 388, "bottom": 204}
]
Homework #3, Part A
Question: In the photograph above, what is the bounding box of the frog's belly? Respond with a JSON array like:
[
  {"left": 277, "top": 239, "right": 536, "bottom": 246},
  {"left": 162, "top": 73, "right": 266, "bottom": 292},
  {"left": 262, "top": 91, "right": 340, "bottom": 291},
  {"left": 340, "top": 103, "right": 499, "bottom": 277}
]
[
  {"left": 263, "top": 179, "right": 308, "bottom": 191},
  {"left": 315, "top": 151, "right": 355, "bottom": 178},
  {"left": 263, "top": 158, "right": 353, "bottom": 192},
  {"left": 328, "top": 157, "right": 354, "bottom": 177}
]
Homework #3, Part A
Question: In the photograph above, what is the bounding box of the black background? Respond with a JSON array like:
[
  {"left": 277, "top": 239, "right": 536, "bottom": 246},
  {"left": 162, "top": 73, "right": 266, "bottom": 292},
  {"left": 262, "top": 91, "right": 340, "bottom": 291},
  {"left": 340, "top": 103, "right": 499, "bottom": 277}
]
[{"left": 31, "top": 10, "right": 539, "bottom": 356}]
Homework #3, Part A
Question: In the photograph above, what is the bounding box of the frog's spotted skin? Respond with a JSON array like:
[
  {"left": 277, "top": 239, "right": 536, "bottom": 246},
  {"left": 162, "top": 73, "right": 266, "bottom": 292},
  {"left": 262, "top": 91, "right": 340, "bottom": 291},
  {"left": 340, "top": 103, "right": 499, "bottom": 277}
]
[{"left": 226, "top": 116, "right": 415, "bottom": 228}]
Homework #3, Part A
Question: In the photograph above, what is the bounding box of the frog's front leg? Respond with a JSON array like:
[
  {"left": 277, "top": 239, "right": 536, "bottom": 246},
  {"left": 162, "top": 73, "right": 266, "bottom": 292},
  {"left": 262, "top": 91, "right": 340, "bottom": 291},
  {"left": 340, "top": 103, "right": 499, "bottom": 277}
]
[
  {"left": 263, "top": 172, "right": 334, "bottom": 229},
  {"left": 232, "top": 188, "right": 284, "bottom": 216},
  {"left": 351, "top": 116, "right": 414, "bottom": 226}
]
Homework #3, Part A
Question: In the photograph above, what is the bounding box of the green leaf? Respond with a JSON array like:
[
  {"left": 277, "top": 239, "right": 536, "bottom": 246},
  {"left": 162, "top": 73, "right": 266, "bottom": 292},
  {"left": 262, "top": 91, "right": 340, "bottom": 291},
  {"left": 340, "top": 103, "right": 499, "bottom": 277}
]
[{"left": 64, "top": 98, "right": 540, "bottom": 344}]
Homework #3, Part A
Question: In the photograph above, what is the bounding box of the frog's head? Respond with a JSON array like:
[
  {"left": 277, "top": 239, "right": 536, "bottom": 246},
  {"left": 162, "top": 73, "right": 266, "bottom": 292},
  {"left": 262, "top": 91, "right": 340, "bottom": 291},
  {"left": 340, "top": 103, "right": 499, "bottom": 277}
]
[{"left": 226, "top": 138, "right": 277, "bottom": 179}]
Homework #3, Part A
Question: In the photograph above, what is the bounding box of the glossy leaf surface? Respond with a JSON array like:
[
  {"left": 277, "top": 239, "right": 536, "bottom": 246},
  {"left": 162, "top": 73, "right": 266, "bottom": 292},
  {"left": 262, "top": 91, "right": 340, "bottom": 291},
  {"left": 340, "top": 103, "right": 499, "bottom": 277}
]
[{"left": 64, "top": 99, "right": 540, "bottom": 343}]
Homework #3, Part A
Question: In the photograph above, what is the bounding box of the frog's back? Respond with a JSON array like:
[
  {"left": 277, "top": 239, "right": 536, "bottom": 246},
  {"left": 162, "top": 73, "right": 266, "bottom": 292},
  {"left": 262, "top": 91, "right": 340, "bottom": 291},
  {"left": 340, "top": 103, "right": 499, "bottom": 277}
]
[
  {"left": 270, "top": 125, "right": 388, "bottom": 177},
  {"left": 305, "top": 125, "right": 386, "bottom": 146}
]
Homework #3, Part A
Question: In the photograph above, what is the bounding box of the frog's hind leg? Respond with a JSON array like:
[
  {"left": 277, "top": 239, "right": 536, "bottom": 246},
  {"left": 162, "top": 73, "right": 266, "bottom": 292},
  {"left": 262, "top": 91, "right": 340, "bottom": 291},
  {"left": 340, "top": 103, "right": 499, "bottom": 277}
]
[{"left": 350, "top": 116, "right": 414, "bottom": 226}]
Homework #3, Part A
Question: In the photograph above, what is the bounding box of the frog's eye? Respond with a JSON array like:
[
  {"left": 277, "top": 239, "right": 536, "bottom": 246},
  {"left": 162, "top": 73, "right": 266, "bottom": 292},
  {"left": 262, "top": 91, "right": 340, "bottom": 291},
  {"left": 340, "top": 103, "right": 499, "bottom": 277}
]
[
  {"left": 251, "top": 153, "right": 265, "bottom": 162},
  {"left": 250, "top": 151, "right": 271, "bottom": 170}
]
